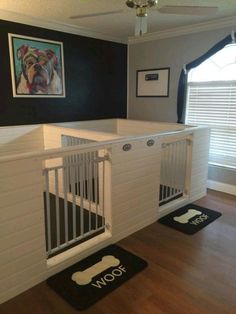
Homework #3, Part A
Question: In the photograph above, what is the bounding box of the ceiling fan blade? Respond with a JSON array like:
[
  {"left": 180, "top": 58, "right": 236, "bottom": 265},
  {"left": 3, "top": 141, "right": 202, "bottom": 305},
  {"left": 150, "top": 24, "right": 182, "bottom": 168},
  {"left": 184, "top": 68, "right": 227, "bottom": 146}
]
[
  {"left": 158, "top": 5, "right": 218, "bottom": 16},
  {"left": 70, "top": 9, "right": 124, "bottom": 19}
]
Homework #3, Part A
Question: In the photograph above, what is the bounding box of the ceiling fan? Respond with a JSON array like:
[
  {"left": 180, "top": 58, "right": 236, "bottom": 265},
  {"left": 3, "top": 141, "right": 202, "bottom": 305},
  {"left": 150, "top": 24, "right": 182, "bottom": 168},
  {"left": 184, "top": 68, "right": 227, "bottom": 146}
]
[{"left": 70, "top": 0, "right": 218, "bottom": 36}]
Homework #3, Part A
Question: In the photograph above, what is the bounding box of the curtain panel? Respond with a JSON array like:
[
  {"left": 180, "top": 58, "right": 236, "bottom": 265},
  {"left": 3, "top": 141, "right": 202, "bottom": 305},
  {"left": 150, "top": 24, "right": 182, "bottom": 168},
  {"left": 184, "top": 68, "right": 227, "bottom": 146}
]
[{"left": 177, "top": 33, "right": 234, "bottom": 123}]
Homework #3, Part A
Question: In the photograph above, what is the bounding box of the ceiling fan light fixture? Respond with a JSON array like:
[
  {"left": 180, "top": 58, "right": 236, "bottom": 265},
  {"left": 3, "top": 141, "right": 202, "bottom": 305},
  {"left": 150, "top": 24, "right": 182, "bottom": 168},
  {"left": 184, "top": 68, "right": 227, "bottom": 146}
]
[
  {"left": 126, "top": 0, "right": 136, "bottom": 8},
  {"left": 126, "top": 0, "right": 158, "bottom": 36},
  {"left": 135, "top": 15, "right": 148, "bottom": 36},
  {"left": 136, "top": 6, "right": 147, "bottom": 17},
  {"left": 147, "top": 0, "right": 158, "bottom": 8}
]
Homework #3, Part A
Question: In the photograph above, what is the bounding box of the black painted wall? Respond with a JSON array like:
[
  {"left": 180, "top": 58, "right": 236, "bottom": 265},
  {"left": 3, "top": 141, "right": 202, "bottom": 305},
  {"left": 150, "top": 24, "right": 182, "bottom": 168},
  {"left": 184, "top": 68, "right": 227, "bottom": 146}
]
[{"left": 0, "top": 19, "right": 127, "bottom": 126}]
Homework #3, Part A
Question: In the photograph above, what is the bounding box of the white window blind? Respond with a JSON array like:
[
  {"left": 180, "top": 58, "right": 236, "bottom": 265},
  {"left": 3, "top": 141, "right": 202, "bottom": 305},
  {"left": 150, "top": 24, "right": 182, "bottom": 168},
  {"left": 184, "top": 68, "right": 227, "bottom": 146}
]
[{"left": 186, "top": 81, "right": 236, "bottom": 169}]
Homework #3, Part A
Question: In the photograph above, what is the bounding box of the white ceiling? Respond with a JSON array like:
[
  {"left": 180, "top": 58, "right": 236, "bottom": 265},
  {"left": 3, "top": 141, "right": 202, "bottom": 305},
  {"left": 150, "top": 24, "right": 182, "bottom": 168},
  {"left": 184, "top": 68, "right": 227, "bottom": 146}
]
[{"left": 0, "top": 0, "right": 236, "bottom": 42}]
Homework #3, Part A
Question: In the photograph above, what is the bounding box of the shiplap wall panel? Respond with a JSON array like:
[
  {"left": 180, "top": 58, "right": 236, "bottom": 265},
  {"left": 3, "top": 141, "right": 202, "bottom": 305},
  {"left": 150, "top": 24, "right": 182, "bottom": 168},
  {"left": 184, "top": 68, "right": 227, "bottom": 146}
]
[
  {"left": 0, "top": 120, "right": 210, "bottom": 304},
  {"left": 115, "top": 192, "right": 158, "bottom": 216},
  {"left": 0, "top": 238, "right": 45, "bottom": 268},
  {"left": 112, "top": 146, "right": 160, "bottom": 164},
  {"left": 111, "top": 136, "right": 161, "bottom": 241},
  {"left": 0, "top": 125, "right": 44, "bottom": 156},
  {"left": 112, "top": 158, "right": 159, "bottom": 177},
  {"left": 43, "top": 124, "right": 122, "bottom": 151},
  {"left": 0, "top": 249, "right": 45, "bottom": 281},
  {"left": 0, "top": 197, "right": 42, "bottom": 222},
  {"left": 114, "top": 207, "right": 158, "bottom": 232},
  {"left": 0, "top": 159, "right": 41, "bottom": 178},
  {"left": 113, "top": 174, "right": 158, "bottom": 196},
  {"left": 0, "top": 211, "right": 43, "bottom": 238},
  {"left": 0, "top": 158, "right": 47, "bottom": 304},
  {"left": 0, "top": 225, "right": 43, "bottom": 252},
  {"left": 0, "top": 271, "right": 48, "bottom": 305},
  {"left": 0, "top": 171, "right": 43, "bottom": 193},
  {"left": 0, "top": 187, "right": 42, "bottom": 209},
  {"left": 117, "top": 119, "right": 189, "bottom": 136},
  {"left": 189, "top": 128, "right": 211, "bottom": 200},
  {"left": 113, "top": 167, "right": 158, "bottom": 186},
  {"left": 43, "top": 124, "right": 122, "bottom": 199},
  {"left": 0, "top": 261, "right": 46, "bottom": 295},
  {"left": 52, "top": 119, "right": 118, "bottom": 133}
]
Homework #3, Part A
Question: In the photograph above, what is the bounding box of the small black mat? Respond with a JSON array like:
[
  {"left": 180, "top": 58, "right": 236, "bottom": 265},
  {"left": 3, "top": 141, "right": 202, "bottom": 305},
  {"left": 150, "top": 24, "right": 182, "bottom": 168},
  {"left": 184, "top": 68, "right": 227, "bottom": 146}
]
[
  {"left": 159, "top": 204, "right": 222, "bottom": 235},
  {"left": 47, "top": 245, "right": 147, "bottom": 311}
]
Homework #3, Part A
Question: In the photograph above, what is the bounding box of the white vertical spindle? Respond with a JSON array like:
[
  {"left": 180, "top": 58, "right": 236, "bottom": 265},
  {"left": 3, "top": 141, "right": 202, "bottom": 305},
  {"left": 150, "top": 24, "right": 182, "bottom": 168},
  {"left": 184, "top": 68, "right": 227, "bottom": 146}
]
[
  {"left": 79, "top": 161, "right": 84, "bottom": 236},
  {"left": 63, "top": 165, "right": 69, "bottom": 243},
  {"left": 45, "top": 170, "right": 51, "bottom": 254},
  {"left": 55, "top": 168, "right": 60, "bottom": 247}
]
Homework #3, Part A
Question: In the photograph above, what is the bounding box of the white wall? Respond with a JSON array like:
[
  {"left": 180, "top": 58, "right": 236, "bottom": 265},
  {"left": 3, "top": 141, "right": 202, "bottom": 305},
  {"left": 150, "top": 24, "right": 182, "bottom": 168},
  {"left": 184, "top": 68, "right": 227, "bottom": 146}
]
[
  {"left": 0, "top": 125, "right": 44, "bottom": 156},
  {"left": 43, "top": 124, "right": 122, "bottom": 151},
  {"left": 111, "top": 136, "right": 161, "bottom": 240},
  {"left": 128, "top": 27, "right": 235, "bottom": 189},
  {"left": 0, "top": 158, "right": 46, "bottom": 303},
  {"left": 52, "top": 119, "right": 118, "bottom": 134},
  {"left": 117, "top": 119, "right": 188, "bottom": 136},
  {"left": 128, "top": 26, "right": 234, "bottom": 123}
]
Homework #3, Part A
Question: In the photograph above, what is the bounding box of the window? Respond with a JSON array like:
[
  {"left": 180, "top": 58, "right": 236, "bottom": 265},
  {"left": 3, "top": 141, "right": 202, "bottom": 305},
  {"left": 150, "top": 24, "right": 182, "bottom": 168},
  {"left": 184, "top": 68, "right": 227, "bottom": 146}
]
[{"left": 185, "top": 44, "right": 236, "bottom": 169}]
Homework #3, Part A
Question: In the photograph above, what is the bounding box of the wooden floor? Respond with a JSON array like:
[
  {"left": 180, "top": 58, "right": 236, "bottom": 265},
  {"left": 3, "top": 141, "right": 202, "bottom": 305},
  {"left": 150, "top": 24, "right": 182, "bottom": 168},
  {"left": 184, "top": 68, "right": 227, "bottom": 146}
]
[{"left": 1, "top": 189, "right": 236, "bottom": 314}]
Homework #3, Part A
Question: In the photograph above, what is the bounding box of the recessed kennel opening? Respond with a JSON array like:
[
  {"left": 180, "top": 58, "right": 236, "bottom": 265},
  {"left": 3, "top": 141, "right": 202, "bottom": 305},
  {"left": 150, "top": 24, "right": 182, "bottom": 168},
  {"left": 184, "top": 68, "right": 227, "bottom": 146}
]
[
  {"left": 43, "top": 134, "right": 109, "bottom": 258},
  {"left": 159, "top": 135, "right": 193, "bottom": 207},
  {"left": 0, "top": 119, "right": 210, "bottom": 304}
]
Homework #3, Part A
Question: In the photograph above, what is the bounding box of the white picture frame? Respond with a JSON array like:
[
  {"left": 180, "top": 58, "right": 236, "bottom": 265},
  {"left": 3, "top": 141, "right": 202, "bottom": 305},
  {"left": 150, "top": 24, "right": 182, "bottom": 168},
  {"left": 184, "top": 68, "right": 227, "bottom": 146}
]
[{"left": 8, "top": 33, "right": 66, "bottom": 98}]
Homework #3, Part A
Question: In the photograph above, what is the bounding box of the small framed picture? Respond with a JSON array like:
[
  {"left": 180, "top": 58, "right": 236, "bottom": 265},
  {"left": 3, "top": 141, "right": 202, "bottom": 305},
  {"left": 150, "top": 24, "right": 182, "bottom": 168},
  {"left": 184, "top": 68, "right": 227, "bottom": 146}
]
[
  {"left": 136, "top": 67, "right": 170, "bottom": 97},
  {"left": 8, "top": 33, "right": 66, "bottom": 97}
]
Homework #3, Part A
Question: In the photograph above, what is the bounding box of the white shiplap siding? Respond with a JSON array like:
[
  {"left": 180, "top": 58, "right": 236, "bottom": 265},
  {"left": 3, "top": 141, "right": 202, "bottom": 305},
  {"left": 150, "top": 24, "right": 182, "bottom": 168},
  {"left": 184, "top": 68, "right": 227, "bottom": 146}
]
[
  {"left": 0, "top": 158, "right": 46, "bottom": 304},
  {"left": 0, "top": 125, "right": 44, "bottom": 156},
  {"left": 111, "top": 137, "right": 161, "bottom": 241},
  {"left": 189, "top": 128, "right": 211, "bottom": 201},
  {"left": 0, "top": 119, "right": 210, "bottom": 304}
]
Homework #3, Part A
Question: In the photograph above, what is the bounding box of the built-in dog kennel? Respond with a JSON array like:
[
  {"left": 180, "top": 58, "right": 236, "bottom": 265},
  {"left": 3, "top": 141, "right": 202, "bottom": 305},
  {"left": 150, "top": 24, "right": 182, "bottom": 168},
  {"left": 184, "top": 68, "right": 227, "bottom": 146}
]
[{"left": 0, "top": 119, "right": 210, "bottom": 303}]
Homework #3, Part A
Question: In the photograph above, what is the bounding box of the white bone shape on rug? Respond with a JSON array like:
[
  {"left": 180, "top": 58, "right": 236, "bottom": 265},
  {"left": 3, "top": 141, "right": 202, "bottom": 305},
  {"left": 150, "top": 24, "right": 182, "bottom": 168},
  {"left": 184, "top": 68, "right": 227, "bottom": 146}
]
[
  {"left": 173, "top": 209, "right": 202, "bottom": 224},
  {"left": 71, "top": 255, "right": 120, "bottom": 285}
]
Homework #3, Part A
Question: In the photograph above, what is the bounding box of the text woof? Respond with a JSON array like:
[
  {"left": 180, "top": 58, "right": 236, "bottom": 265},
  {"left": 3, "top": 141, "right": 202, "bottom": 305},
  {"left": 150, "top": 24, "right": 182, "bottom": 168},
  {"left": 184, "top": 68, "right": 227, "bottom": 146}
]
[
  {"left": 92, "top": 265, "right": 126, "bottom": 289},
  {"left": 190, "top": 214, "right": 209, "bottom": 225}
]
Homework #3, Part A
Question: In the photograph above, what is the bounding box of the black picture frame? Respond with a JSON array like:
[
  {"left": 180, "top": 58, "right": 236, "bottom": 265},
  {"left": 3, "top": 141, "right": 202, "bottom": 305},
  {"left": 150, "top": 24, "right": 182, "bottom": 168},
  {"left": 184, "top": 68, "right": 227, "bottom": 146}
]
[{"left": 136, "top": 67, "right": 170, "bottom": 97}]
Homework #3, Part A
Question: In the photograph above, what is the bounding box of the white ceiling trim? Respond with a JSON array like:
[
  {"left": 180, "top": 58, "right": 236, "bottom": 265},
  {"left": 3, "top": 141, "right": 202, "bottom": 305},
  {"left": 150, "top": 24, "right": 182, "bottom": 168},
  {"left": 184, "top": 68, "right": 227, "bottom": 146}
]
[
  {"left": 1, "top": 8, "right": 235, "bottom": 46},
  {"left": 0, "top": 9, "right": 127, "bottom": 44},
  {"left": 128, "top": 16, "right": 236, "bottom": 44}
]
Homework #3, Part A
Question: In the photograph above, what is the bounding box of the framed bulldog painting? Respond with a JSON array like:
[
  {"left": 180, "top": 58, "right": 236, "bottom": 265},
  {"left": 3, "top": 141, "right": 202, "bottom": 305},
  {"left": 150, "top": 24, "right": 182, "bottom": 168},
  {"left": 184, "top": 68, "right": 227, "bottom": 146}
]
[{"left": 8, "top": 33, "right": 66, "bottom": 97}]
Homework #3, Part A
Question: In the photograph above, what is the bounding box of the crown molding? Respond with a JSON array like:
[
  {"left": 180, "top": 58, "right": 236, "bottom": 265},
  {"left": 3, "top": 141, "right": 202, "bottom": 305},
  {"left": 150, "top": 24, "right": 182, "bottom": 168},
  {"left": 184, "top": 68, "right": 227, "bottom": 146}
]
[
  {"left": 1, "top": 8, "right": 235, "bottom": 46},
  {"left": 128, "top": 16, "right": 236, "bottom": 44},
  {"left": 0, "top": 9, "right": 127, "bottom": 44}
]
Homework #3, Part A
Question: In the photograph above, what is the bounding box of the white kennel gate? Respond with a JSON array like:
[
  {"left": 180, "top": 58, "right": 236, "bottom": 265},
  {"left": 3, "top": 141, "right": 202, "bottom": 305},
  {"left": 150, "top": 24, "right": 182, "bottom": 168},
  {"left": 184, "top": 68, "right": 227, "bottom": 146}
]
[
  {"left": 43, "top": 138, "right": 109, "bottom": 257},
  {"left": 159, "top": 135, "right": 192, "bottom": 206}
]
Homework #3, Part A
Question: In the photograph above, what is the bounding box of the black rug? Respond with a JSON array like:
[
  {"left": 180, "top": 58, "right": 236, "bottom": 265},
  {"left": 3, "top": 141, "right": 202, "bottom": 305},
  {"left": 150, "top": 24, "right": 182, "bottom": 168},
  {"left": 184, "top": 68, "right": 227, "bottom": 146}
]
[
  {"left": 158, "top": 204, "right": 222, "bottom": 235},
  {"left": 47, "top": 245, "right": 148, "bottom": 311}
]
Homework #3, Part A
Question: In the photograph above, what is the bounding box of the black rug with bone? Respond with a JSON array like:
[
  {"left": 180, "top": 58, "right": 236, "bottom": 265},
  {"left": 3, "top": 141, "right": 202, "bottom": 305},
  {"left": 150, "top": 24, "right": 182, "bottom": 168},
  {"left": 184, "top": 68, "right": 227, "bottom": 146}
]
[
  {"left": 47, "top": 244, "right": 148, "bottom": 311},
  {"left": 158, "top": 204, "right": 222, "bottom": 235}
]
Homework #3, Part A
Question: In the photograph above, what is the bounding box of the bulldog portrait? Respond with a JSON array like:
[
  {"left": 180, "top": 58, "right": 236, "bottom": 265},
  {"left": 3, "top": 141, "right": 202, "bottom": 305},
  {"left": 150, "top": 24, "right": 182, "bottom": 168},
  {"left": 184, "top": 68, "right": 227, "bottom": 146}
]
[{"left": 16, "top": 44, "right": 63, "bottom": 95}]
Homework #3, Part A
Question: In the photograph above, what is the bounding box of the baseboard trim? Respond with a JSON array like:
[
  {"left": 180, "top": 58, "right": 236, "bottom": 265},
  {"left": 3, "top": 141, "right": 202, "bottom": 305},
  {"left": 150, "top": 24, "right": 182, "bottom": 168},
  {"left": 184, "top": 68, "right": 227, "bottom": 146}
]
[{"left": 207, "top": 180, "right": 236, "bottom": 196}]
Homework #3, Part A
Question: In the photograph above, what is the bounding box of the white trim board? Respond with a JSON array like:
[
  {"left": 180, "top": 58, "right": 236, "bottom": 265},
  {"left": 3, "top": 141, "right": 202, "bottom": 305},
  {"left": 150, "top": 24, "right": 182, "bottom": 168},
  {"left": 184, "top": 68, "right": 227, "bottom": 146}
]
[
  {"left": 207, "top": 180, "right": 236, "bottom": 196},
  {"left": 0, "top": 9, "right": 126, "bottom": 44},
  {"left": 128, "top": 16, "right": 236, "bottom": 44}
]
